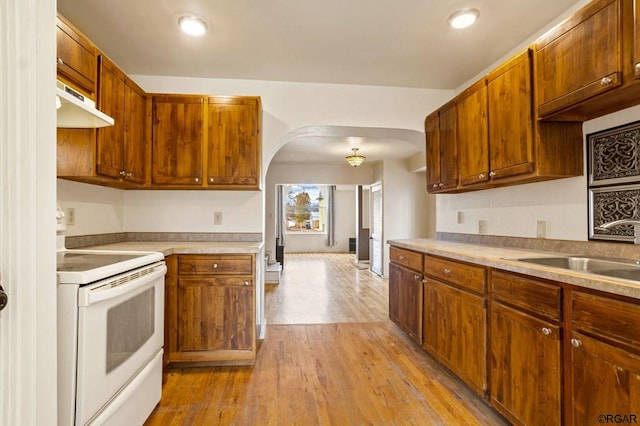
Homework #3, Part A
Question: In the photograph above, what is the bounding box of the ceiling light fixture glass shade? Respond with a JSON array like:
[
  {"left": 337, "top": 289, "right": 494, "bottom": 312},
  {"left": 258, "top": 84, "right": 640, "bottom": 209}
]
[
  {"left": 448, "top": 8, "right": 480, "bottom": 29},
  {"left": 346, "top": 147, "right": 366, "bottom": 167},
  {"left": 179, "top": 16, "right": 208, "bottom": 36}
]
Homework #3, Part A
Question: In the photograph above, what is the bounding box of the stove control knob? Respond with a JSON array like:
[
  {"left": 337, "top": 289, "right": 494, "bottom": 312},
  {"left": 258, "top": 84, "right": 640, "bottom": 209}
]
[{"left": 0, "top": 285, "right": 8, "bottom": 312}]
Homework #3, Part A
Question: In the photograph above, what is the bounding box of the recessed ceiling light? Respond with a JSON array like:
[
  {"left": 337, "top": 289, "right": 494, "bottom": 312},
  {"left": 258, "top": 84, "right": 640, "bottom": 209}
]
[
  {"left": 179, "top": 15, "right": 208, "bottom": 37},
  {"left": 448, "top": 8, "right": 480, "bottom": 29}
]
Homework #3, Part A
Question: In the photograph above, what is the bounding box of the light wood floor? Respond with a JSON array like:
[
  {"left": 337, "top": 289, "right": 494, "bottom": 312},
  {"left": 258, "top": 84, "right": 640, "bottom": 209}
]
[{"left": 145, "top": 253, "right": 507, "bottom": 425}]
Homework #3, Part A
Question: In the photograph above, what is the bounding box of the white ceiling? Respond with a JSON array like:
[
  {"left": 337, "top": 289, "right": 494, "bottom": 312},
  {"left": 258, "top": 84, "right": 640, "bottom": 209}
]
[{"left": 57, "top": 0, "right": 582, "bottom": 166}]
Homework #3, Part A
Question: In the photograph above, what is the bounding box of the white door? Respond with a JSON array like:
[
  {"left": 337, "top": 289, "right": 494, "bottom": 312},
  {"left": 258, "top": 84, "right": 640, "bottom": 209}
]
[
  {"left": 370, "top": 182, "right": 383, "bottom": 276},
  {"left": 0, "top": 1, "right": 58, "bottom": 425}
]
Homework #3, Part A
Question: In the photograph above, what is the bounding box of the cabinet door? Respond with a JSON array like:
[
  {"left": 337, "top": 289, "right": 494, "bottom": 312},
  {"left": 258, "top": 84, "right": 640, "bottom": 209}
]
[
  {"left": 423, "top": 279, "right": 486, "bottom": 395},
  {"left": 151, "top": 95, "right": 204, "bottom": 186},
  {"left": 123, "top": 81, "right": 147, "bottom": 184},
  {"left": 569, "top": 331, "right": 640, "bottom": 426},
  {"left": 490, "top": 303, "right": 562, "bottom": 425},
  {"left": 439, "top": 102, "right": 458, "bottom": 191},
  {"left": 457, "top": 80, "right": 489, "bottom": 187},
  {"left": 206, "top": 97, "right": 260, "bottom": 188},
  {"left": 177, "top": 276, "right": 253, "bottom": 352},
  {"left": 56, "top": 14, "right": 96, "bottom": 97},
  {"left": 425, "top": 112, "right": 441, "bottom": 192},
  {"left": 96, "top": 55, "right": 126, "bottom": 180},
  {"left": 488, "top": 50, "right": 534, "bottom": 180},
  {"left": 389, "top": 263, "right": 423, "bottom": 343},
  {"left": 535, "top": 0, "right": 622, "bottom": 117}
]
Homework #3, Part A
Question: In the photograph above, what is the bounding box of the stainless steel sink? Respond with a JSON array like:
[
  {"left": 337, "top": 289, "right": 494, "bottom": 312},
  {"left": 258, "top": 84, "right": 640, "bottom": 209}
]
[{"left": 512, "top": 256, "right": 640, "bottom": 282}]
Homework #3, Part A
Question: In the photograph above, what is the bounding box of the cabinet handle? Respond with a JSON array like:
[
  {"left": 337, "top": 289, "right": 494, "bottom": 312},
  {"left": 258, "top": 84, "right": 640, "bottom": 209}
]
[
  {"left": 57, "top": 57, "right": 63, "bottom": 65},
  {"left": 443, "top": 268, "right": 451, "bottom": 276},
  {"left": 119, "top": 170, "right": 126, "bottom": 177},
  {"left": 636, "top": 63, "right": 640, "bottom": 73},
  {"left": 244, "top": 281, "right": 250, "bottom": 286},
  {"left": 212, "top": 263, "right": 218, "bottom": 269},
  {"left": 414, "top": 274, "right": 421, "bottom": 280},
  {"left": 398, "top": 255, "right": 405, "bottom": 260},
  {"left": 438, "top": 183, "right": 444, "bottom": 187},
  {"left": 570, "top": 338, "right": 582, "bottom": 348},
  {"left": 489, "top": 171, "right": 496, "bottom": 177},
  {"left": 600, "top": 76, "right": 613, "bottom": 86},
  {"left": 126, "top": 172, "right": 133, "bottom": 178},
  {"left": 432, "top": 183, "right": 439, "bottom": 189},
  {"left": 209, "top": 177, "right": 214, "bottom": 184},
  {"left": 194, "top": 177, "right": 200, "bottom": 183},
  {"left": 479, "top": 173, "right": 486, "bottom": 179},
  {"left": 541, "top": 327, "right": 551, "bottom": 336}
]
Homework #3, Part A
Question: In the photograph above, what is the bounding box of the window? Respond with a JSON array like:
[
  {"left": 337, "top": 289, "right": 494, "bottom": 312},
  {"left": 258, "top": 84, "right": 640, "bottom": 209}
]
[{"left": 284, "top": 184, "right": 327, "bottom": 233}]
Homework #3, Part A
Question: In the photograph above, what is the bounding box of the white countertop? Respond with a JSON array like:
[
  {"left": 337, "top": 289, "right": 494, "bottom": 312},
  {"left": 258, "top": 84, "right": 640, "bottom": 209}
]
[
  {"left": 83, "top": 241, "right": 264, "bottom": 256},
  {"left": 388, "top": 238, "right": 640, "bottom": 300}
]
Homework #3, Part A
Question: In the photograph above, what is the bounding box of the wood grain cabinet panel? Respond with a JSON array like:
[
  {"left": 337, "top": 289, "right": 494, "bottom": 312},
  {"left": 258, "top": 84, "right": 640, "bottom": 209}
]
[
  {"left": 56, "top": 13, "right": 97, "bottom": 98},
  {"left": 166, "top": 254, "right": 257, "bottom": 366},
  {"left": 388, "top": 262, "right": 423, "bottom": 343},
  {"left": 424, "top": 254, "right": 486, "bottom": 295},
  {"left": 425, "top": 101, "right": 458, "bottom": 193},
  {"left": 206, "top": 97, "right": 262, "bottom": 189},
  {"left": 457, "top": 79, "right": 490, "bottom": 187},
  {"left": 96, "top": 54, "right": 148, "bottom": 185},
  {"left": 423, "top": 278, "right": 486, "bottom": 396},
  {"left": 151, "top": 95, "right": 205, "bottom": 186}
]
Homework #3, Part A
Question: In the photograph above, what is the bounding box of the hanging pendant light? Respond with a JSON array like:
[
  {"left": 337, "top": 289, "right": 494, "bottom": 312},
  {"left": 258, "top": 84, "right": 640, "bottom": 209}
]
[{"left": 346, "top": 147, "right": 366, "bottom": 167}]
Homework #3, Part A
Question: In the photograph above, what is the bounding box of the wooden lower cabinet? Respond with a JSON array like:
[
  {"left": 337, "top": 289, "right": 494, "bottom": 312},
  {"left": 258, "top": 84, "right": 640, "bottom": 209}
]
[
  {"left": 165, "top": 254, "right": 256, "bottom": 366},
  {"left": 423, "top": 278, "right": 487, "bottom": 396},
  {"left": 490, "top": 303, "right": 562, "bottom": 425},
  {"left": 388, "top": 262, "right": 423, "bottom": 343}
]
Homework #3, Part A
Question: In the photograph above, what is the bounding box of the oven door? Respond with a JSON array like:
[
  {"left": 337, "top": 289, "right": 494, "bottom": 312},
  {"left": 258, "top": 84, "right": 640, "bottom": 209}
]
[{"left": 75, "top": 262, "right": 166, "bottom": 425}]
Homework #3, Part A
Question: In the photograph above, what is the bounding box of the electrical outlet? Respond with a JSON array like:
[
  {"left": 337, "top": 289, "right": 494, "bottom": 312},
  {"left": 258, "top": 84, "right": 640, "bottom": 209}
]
[
  {"left": 66, "top": 208, "right": 76, "bottom": 226},
  {"left": 478, "top": 220, "right": 487, "bottom": 234},
  {"left": 536, "top": 220, "right": 547, "bottom": 238},
  {"left": 457, "top": 211, "right": 464, "bottom": 224},
  {"left": 214, "top": 211, "right": 223, "bottom": 226}
]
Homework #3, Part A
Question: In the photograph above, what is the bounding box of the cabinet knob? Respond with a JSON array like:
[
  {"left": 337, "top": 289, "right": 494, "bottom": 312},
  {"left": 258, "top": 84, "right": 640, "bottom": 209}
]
[
  {"left": 636, "top": 63, "right": 640, "bottom": 73},
  {"left": 443, "top": 268, "right": 451, "bottom": 276},
  {"left": 126, "top": 172, "right": 133, "bottom": 178},
  {"left": 209, "top": 177, "right": 214, "bottom": 184},
  {"left": 212, "top": 263, "right": 218, "bottom": 269},
  {"left": 541, "top": 327, "right": 552, "bottom": 336},
  {"left": 570, "top": 338, "right": 582, "bottom": 348},
  {"left": 600, "top": 76, "right": 613, "bottom": 86},
  {"left": 244, "top": 281, "right": 250, "bottom": 286},
  {"left": 56, "top": 57, "right": 63, "bottom": 65},
  {"left": 194, "top": 177, "right": 200, "bottom": 183},
  {"left": 489, "top": 171, "right": 496, "bottom": 177},
  {"left": 438, "top": 183, "right": 444, "bottom": 187},
  {"left": 119, "top": 170, "right": 126, "bottom": 177},
  {"left": 479, "top": 173, "right": 486, "bottom": 179},
  {"left": 432, "top": 184, "right": 439, "bottom": 189},
  {"left": 414, "top": 274, "right": 421, "bottom": 280},
  {"left": 398, "top": 255, "right": 405, "bottom": 260}
]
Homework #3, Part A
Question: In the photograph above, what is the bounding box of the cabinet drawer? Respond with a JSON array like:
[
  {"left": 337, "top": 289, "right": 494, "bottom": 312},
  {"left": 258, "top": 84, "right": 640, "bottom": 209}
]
[
  {"left": 424, "top": 255, "right": 486, "bottom": 295},
  {"left": 571, "top": 290, "right": 640, "bottom": 350},
  {"left": 390, "top": 247, "right": 423, "bottom": 272},
  {"left": 178, "top": 255, "right": 253, "bottom": 275},
  {"left": 491, "top": 271, "right": 561, "bottom": 323}
]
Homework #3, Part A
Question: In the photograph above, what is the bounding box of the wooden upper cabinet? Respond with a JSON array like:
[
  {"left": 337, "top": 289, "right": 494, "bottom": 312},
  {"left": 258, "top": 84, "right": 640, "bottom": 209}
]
[
  {"left": 425, "top": 101, "right": 458, "bottom": 194},
  {"left": 151, "top": 95, "right": 204, "bottom": 186},
  {"left": 635, "top": 0, "right": 640, "bottom": 78},
  {"left": 534, "top": 0, "right": 636, "bottom": 120},
  {"left": 206, "top": 97, "right": 262, "bottom": 189},
  {"left": 457, "top": 79, "right": 489, "bottom": 187},
  {"left": 487, "top": 50, "right": 535, "bottom": 180},
  {"left": 56, "top": 14, "right": 97, "bottom": 98},
  {"left": 96, "top": 55, "right": 147, "bottom": 185}
]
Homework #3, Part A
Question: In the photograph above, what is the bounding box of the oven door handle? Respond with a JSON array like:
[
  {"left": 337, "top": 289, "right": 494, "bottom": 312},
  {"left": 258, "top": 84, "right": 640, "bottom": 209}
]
[{"left": 81, "top": 264, "right": 167, "bottom": 306}]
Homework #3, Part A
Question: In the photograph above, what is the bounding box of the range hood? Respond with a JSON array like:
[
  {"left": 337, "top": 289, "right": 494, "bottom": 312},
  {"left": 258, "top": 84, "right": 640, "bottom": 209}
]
[{"left": 56, "top": 80, "right": 114, "bottom": 128}]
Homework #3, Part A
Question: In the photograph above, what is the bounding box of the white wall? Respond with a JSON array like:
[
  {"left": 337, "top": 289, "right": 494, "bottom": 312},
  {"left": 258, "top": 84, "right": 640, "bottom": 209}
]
[
  {"left": 284, "top": 187, "right": 356, "bottom": 253},
  {"left": 57, "top": 77, "right": 452, "bottom": 237},
  {"left": 435, "top": 103, "right": 640, "bottom": 241}
]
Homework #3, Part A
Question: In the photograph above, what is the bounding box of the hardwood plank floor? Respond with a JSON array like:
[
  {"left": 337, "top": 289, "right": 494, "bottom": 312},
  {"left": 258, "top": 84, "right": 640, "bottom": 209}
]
[{"left": 145, "top": 253, "right": 507, "bottom": 425}]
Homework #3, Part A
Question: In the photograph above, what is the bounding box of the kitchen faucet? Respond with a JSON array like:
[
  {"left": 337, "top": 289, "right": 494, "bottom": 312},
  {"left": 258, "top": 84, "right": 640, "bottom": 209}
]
[{"left": 597, "top": 219, "right": 640, "bottom": 244}]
